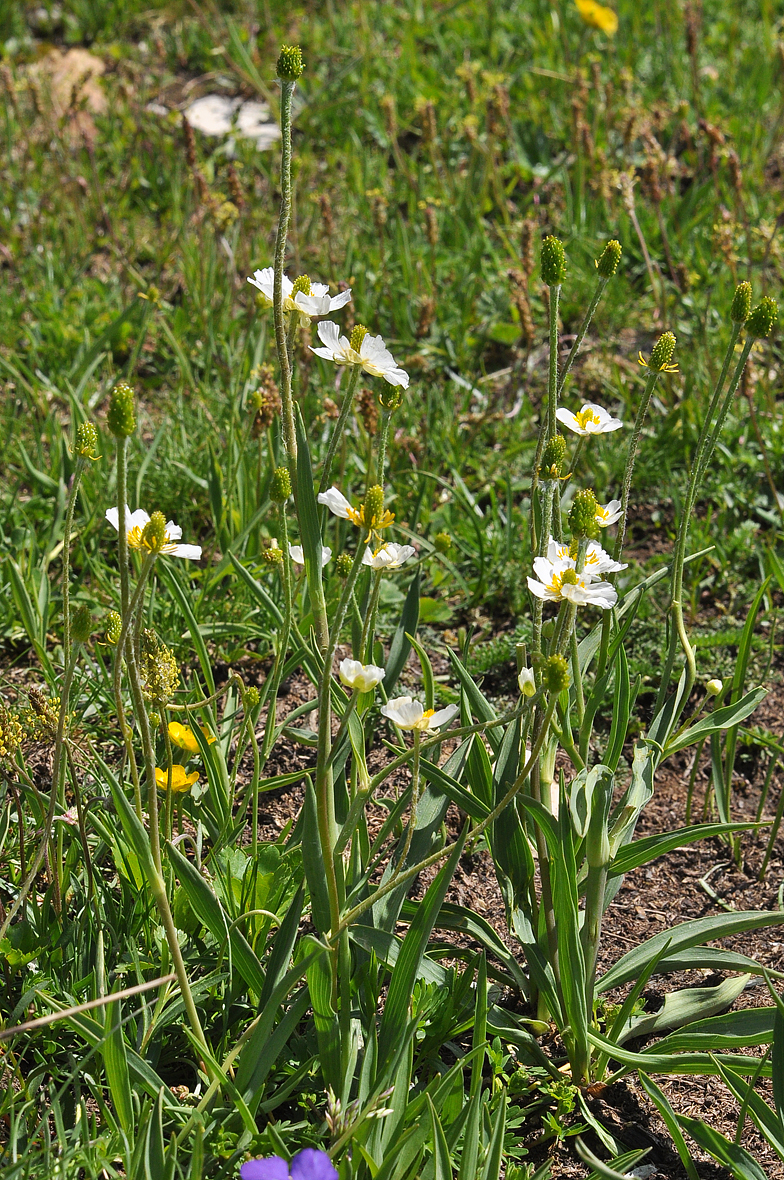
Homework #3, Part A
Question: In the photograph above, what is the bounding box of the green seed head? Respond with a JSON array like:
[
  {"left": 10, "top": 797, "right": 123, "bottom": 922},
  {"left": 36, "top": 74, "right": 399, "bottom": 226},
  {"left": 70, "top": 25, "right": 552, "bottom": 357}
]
[
  {"left": 379, "top": 385, "right": 405, "bottom": 411},
  {"left": 270, "top": 466, "right": 292, "bottom": 503},
  {"left": 149, "top": 711, "right": 161, "bottom": 728},
  {"left": 350, "top": 324, "right": 368, "bottom": 353},
  {"left": 244, "top": 685, "right": 260, "bottom": 708},
  {"left": 364, "top": 484, "right": 385, "bottom": 525},
  {"left": 106, "top": 610, "right": 122, "bottom": 645},
  {"left": 595, "top": 239, "right": 622, "bottom": 279},
  {"left": 142, "top": 511, "right": 168, "bottom": 553},
  {"left": 650, "top": 331, "right": 676, "bottom": 371},
  {"left": 541, "top": 619, "right": 556, "bottom": 640},
  {"left": 540, "top": 434, "right": 567, "bottom": 478},
  {"left": 730, "top": 281, "right": 752, "bottom": 324},
  {"left": 140, "top": 629, "right": 179, "bottom": 704},
  {"left": 276, "top": 44, "right": 304, "bottom": 81},
  {"left": 746, "top": 296, "right": 777, "bottom": 339},
  {"left": 540, "top": 235, "right": 566, "bottom": 286},
  {"left": 262, "top": 546, "right": 284, "bottom": 565},
  {"left": 569, "top": 488, "right": 599, "bottom": 539},
  {"left": 74, "top": 421, "right": 99, "bottom": 460},
  {"left": 291, "top": 274, "right": 311, "bottom": 297},
  {"left": 561, "top": 568, "right": 579, "bottom": 586},
  {"left": 544, "top": 653, "right": 570, "bottom": 694},
  {"left": 107, "top": 380, "right": 136, "bottom": 439},
  {"left": 336, "top": 552, "right": 353, "bottom": 577},
  {"left": 71, "top": 605, "right": 92, "bottom": 644},
  {"left": 433, "top": 531, "right": 452, "bottom": 554}
]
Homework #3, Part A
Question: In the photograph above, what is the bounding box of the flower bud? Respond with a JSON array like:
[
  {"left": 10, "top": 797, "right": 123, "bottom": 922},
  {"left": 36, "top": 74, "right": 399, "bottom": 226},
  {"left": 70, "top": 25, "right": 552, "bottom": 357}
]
[
  {"left": 568, "top": 488, "right": 599, "bottom": 539},
  {"left": 106, "top": 610, "right": 122, "bottom": 644},
  {"left": 336, "top": 552, "right": 353, "bottom": 577},
  {"left": 649, "top": 331, "right": 676, "bottom": 371},
  {"left": 518, "top": 667, "right": 536, "bottom": 697},
  {"left": 544, "top": 653, "right": 570, "bottom": 694},
  {"left": 350, "top": 324, "right": 368, "bottom": 353},
  {"left": 74, "top": 421, "right": 99, "bottom": 459},
  {"left": 276, "top": 44, "right": 304, "bottom": 81},
  {"left": 730, "top": 281, "right": 752, "bottom": 324},
  {"left": 364, "top": 484, "right": 385, "bottom": 525},
  {"left": 262, "top": 546, "right": 284, "bottom": 565},
  {"left": 107, "top": 380, "right": 136, "bottom": 439},
  {"left": 291, "top": 274, "right": 311, "bottom": 297},
  {"left": 746, "top": 296, "right": 777, "bottom": 339},
  {"left": 270, "top": 466, "right": 292, "bottom": 503},
  {"left": 541, "top": 619, "right": 556, "bottom": 640},
  {"left": 540, "top": 434, "right": 567, "bottom": 478},
  {"left": 149, "top": 711, "right": 161, "bottom": 728},
  {"left": 379, "top": 386, "right": 404, "bottom": 411},
  {"left": 244, "top": 685, "right": 260, "bottom": 708},
  {"left": 71, "top": 605, "right": 92, "bottom": 644},
  {"left": 141, "top": 511, "right": 168, "bottom": 554},
  {"left": 433, "top": 531, "right": 452, "bottom": 554},
  {"left": 540, "top": 235, "right": 566, "bottom": 286},
  {"left": 706, "top": 678, "right": 723, "bottom": 696},
  {"left": 595, "top": 239, "right": 622, "bottom": 278}
]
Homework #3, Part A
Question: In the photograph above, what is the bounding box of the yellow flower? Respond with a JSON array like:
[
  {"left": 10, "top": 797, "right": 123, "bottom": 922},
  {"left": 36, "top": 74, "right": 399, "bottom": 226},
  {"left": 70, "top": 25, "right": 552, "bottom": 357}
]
[
  {"left": 168, "top": 721, "right": 217, "bottom": 754},
  {"left": 155, "top": 764, "right": 200, "bottom": 793},
  {"left": 575, "top": 0, "right": 618, "bottom": 34}
]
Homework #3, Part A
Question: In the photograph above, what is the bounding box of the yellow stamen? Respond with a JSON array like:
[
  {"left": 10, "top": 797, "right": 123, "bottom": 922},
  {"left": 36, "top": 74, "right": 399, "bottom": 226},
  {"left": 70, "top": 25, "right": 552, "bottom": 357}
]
[{"left": 574, "top": 408, "right": 602, "bottom": 430}]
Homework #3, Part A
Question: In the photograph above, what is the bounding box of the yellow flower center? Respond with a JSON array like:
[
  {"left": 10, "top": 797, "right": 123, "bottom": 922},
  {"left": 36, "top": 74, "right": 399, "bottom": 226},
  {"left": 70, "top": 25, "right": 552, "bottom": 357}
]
[{"left": 575, "top": 408, "right": 601, "bottom": 430}]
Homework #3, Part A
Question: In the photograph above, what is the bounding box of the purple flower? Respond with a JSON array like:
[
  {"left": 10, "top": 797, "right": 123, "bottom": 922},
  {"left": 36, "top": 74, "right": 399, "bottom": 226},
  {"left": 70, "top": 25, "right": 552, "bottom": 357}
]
[{"left": 240, "top": 1148, "right": 337, "bottom": 1180}]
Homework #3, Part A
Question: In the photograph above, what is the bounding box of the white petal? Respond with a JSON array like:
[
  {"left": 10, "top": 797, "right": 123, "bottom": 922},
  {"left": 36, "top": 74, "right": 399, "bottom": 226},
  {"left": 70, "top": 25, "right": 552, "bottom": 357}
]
[
  {"left": 328, "top": 288, "right": 352, "bottom": 310},
  {"left": 126, "top": 508, "right": 151, "bottom": 532},
  {"left": 426, "top": 704, "right": 458, "bottom": 730},
  {"left": 168, "top": 544, "right": 202, "bottom": 560},
  {"left": 339, "top": 658, "right": 364, "bottom": 687},
  {"left": 317, "top": 487, "right": 352, "bottom": 519},
  {"left": 289, "top": 544, "right": 305, "bottom": 564},
  {"left": 309, "top": 282, "right": 330, "bottom": 298},
  {"left": 527, "top": 576, "right": 553, "bottom": 600},
  {"left": 362, "top": 547, "right": 376, "bottom": 566},
  {"left": 164, "top": 520, "right": 182, "bottom": 541},
  {"left": 381, "top": 696, "right": 423, "bottom": 729},
  {"left": 311, "top": 345, "right": 339, "bottom": 361},
  {"left": 295, "top": 291, "right": 332, "bottom": 317},
  {"left": 381, "top": 365, "right": 409, "bottom": 388},
  {"left": 320, "top": 546, "right": 332, "bottom": 567},
  {"left": 555, "top": 407, "right": 585, "bottom": 435},
  {"left": 316, "top": 320, "right": 341, "bottom": 351}
]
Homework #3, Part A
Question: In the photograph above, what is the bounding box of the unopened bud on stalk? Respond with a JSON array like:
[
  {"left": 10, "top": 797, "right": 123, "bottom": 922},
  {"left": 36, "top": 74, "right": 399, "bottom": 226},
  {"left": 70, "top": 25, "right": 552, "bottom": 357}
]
[
  {"left": 595, "top": 239, "right": 622, "bottom": 278},
  {"left": 541, "top": 619, "right": 556, "bottom": 639},
  {"left": 540, "top": 235, "right": 566, "bottom": 286},
  {"left": 541, "top": 434, "right": 567, "bottom": 478},
  {"left": 107, "top": 380, "right": 136, "bottom": 439},
  {"left": 706, "top": 678, "right": 723, "bottom": 696},
  {"left": 364, "top": 484, "right": 385, "bottom": 525},
  {"left": 433, "top": 531, "right": 452, "bottom": 554},
  {"left": 106, "top": 610, "right": 122, "bottom": 644},
  {"left": 262, "top": 546, "right": 284, "bottom": 565},
  {"left": 544, "top": 653, "right": 570, "bottom": 693},
  {"left": 141, "top": 511, "right": 168, "bottom": 554},
  {"left": 569, "top": 488, "right": 599, "bottom": 539},
  {"left": 336, "top": 552, "right": 353, "bottom": 577},
  {"left": 730, "top": 281, "right": 752, "bottom": 324},
  {"left": 649, "top": 331, "right": 676, "bottom": 371},
  {"left": 276, "top": 44, "right": 304, "bottom": 81},
  {"left": 149, "top": 711, "right": 161, "bottom": 728},
  {"left": 746, "top": 296, "right": 777, "bottom": 339},
  {"left": 291, "top": 274, "right": 311, "bottom": 297},
  {"left": 71, "top": 605, "right": 92, "bottom": 644},
  {"left": 350, "top": 324, "right": 368, "bottom": 352},
  {"left": 270, "top": 466, "right": 292, "bottom": 503},
  {"left": 74, "top": 421, "right": 99, "bottom": 459}
]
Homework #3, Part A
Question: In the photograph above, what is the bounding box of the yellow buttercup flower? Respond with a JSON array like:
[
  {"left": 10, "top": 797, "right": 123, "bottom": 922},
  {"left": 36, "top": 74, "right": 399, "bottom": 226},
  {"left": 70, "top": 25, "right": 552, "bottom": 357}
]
[
  {"left": 155, "top": 765, "right": 200, "bottom": 793},
  {"left": 575, "top": 0, "right": 618, "bottom": 34},
  {"left": 168, "top": 721, "right": 217, "bottom": 754}
]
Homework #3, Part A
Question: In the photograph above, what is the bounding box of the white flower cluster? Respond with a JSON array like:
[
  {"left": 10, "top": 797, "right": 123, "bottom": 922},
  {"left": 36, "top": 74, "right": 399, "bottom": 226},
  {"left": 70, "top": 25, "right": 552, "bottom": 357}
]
[{"left": 527, "top": 536, "right": 625, "bottom": 609}]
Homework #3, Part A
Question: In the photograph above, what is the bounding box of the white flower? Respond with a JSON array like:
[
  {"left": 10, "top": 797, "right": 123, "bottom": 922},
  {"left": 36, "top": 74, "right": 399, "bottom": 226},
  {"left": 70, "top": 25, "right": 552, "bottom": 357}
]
[
  {"left": 545, "top": 536, "right": 626, "bottom": 580},
  {"left": 555, "top": 402, "right": 623, "bottom": 436},
  {"left": 518, "top": 668, "right": 536, "bottom": 697},
  {"left": 381, "top": 696, "right": 459, "bottom": 732},
  {"left": 105, "top": 506, "right": 202, "bottom": 560},
  {"left": 311, "top": 322, "right": 409, "bottom": 388},
  {"left": 527, "top": 555, "right": 617, "bottom": 609},
  {"left": 289, "top": 543, "right": 332, "bottom": 568},
  {"left": 247, "top": 267, "right": 352, "bottom": 319},
  {"left": 595, "top": 498, "right": 622, "bottom": 527},
  {"left": 339, "top": 658, "right": 386, "bottom": 693},
  {"left": 362, "top": 542, "right": 416, "bottom": 570},
  {"left": 317, "top": 486, "right": 394, "bottom": 536}
]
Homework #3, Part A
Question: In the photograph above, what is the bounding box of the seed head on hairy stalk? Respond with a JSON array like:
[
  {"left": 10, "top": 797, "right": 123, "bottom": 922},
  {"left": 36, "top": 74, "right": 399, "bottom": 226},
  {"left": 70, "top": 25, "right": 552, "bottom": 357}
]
[
  {"left": 595, "top": 238, "right": 622, "bottom": 278},
  {"left": 433, "top": 531, "right": 452, "bottom": 555},
  {"left": 140, "top": 630, "right": 179, "bottom": 706},
  {"left": 276, "top": 44, "right": 305, "bottom": 81},
  {"left": 638, "top": 330, "right": 678, "bottom": 373},
  {"left": 544, "top": 653, "right": 570, "bottom": 694},
  {"left": 107, "top": 379, "right": 136, "bottom": 439},
  {"left": 73, "top": 421, "right": 99, "bottom": 460},
  {"left": 540, "top": 235, "right": 567, "bottom": 287},
  {"left": 105, "top": 610, "right": 122, "bottom": 645},
  {"left": 746, "top": 296, "right": 777, "bottom": 339},
  {"left": 262, "top": 545, "right": 284, "bottom": 565},
  {"left": 568, "top": 488, "right": 600, "bottom": 540},
  {"left": 731, "top": 280, "right": 752, "bottom": 325},
  {"left": 540, "top": 434, "right": 568, "bottom": 480},
  {"left": 270, "top": 466, "right": 292, "bottom": 504}
]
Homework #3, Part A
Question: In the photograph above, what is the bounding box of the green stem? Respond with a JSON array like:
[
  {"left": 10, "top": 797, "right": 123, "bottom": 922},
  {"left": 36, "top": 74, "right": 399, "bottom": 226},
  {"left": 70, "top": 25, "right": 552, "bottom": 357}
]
[
  {"left": 547, "top": 284, "right": 561, "bottom": 437},
  {"left": 62, "top": 457, "right": 87, "bottom": 656},
  {"left": 113, "top": 440, "right": 143, "bottom": 817},
  {"left": 613, "top": 367, "right": 661, "bottom": 564},
  {"left": 389, "top": 730, "right": 421, "bottom": 884},
  {"left": 319, "top": 365, "right": 362, "bottom": 494},
  {"left": 557, "top": 277, "right": 607, "bottom": 397},
  {"left": 163, "top": 715, "right": 174, "bottom": 845},
  {"left": 273, "top": 79, "right": 297, "bottom": 470},
  {"left": 260, "top": 510, "right": 294, "bottom": 765},
  {"left": 375, "top": 409, "right": 392, "bottom": 488},
  {"left": 361, "top": 569, "right": 383, "bottom": 663}
]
